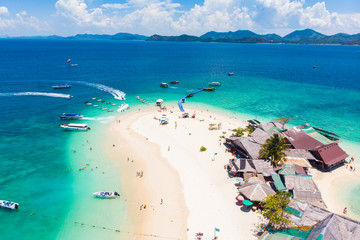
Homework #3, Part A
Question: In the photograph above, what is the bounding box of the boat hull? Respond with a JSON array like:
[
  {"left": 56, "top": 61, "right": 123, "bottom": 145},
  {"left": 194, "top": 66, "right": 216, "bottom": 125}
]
[
  {"left": 93, "top": 192, "right": 120, "bottom": 198},
  {"left": 0, "top": 200, "right": 19, "bottom": 210}
]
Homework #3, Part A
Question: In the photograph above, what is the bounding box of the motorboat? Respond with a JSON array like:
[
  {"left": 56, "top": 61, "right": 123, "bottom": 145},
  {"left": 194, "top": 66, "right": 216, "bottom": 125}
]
[
  {"left": 209, "top": 82, "right": 221, "bottom": 86},
  {"left": 228, "top": 72, "right": 234, "bottom": 76},
  {"left": 0, "top": 200, "right": 19, "bottom": 210},
  {"left": 170, "top": 81, "right": 180, "bottom": 84},
  {"left": 160, "top": 82, "right": 169, "bottom": 88},
  {"left": 118, "top": 103, "right": 129, "bottom": 112},
  {"left": 53, "top": 84, "right": 71, "bottom": 89},
  {"left": 93, "top": 192, "right": 120, "bottom": 198},
  {"left": 156, "top": 99, "right": 163, "bottom": 106},
  {"left": 203, "top": 88, "right": 216, "bottom": 91},
  {"left": 86, "top": 103, "right": 92, "bottom": 106},
  {"left": 60, "top": 113, "right": 84, "bottom": 120},
  {"left": 60, "top": 123, "right": 91, "bottom": 131}
]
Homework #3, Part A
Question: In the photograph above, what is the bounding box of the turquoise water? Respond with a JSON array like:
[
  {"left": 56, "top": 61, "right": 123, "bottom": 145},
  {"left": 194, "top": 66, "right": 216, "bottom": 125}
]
[{"left": 0, "top": 40, "right": 359, "bottom": 239}]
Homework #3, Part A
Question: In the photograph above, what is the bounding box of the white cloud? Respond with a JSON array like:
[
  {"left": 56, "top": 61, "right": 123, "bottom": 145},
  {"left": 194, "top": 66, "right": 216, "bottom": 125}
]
[
  {"left": 0, "top": 6, "right": 9, "bottom": 16},
  {"left": 101, "top": 3, "right": 129, "bottom": 10},
  {"left": 0, "top": 6, "right": 49, "bottom": 34},
  {"left": 55, "top": 0, "right": 111, "bottom": 27},
  {"left": 254, "top": 0, "right": 360, "bottom": 34},
  {"left": 173, "top": 0, "right": 253, "bottom": 34}
]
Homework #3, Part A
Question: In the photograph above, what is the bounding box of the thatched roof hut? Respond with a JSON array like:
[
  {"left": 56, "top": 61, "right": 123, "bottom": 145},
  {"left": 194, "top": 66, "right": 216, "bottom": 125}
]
[
  {"left": 307, "top": 214, "right": 360, "bottom": 239},
  {"left": 287, "top": 200, "right": 360, "bottom": 239},
  {"left": 237, "top": 182, "right": 275, "bottom": 202},
  {"left": 283, "top": 175, "right": 326, "bottom": 208},
  {"left": 228, "top": 158, "right": 275, "bottom": 174},
  {"left": 278, "top": 164, "right": 306, "bottom": 175}
]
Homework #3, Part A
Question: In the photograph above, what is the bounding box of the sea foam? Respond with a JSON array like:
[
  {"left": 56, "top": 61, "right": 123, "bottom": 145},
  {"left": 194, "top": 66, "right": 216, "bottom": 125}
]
[
  {"left": 0, "top": 92, "right": 71, "bottom": 98},
  {"left": 74, "top": 81, "right": 126, "bottom": 100}
]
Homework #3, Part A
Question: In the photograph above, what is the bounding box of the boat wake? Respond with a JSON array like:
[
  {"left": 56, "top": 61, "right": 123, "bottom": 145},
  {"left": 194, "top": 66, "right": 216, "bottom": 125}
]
[
  {"left": 74, "top": 81, "right": 126, "bottom": 100},
  {"left": 0, "top": 92, "right": 71, "bottom": 99},
  {"left": 82, "top": 116, "right": 115, "bottom": 124}
]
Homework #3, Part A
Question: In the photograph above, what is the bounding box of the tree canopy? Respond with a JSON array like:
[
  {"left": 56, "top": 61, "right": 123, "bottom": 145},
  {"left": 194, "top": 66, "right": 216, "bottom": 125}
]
[
  {"left": 259, "top": 134, "right": 288, "bottom": 167},
  {"left": 260, "top": 191, "right": 292, "bottom": 229}
]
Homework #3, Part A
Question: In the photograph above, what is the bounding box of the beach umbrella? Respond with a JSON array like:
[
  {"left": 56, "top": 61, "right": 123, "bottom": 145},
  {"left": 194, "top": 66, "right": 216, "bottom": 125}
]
[
  {"left": 242, "top": 199, "right": 253, "bottom": 206},
  {"left": 237, "top": 182, "right": 275, "bottom": 202},
  {"left": 162, "top": 114, "right": 166, "bottom": 116},
  {"left": 236, "top": 195, "right": 244, "bottom": 202}
]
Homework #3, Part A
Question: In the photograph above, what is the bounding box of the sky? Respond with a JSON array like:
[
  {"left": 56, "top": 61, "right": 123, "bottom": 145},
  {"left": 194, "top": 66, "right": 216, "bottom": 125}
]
[{"left": 0, "top": 0, "right": 359, "bottom": 37}]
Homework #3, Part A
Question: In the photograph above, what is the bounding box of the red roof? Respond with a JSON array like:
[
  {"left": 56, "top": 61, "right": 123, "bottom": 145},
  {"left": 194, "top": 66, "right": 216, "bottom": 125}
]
[
  {"left": 285, "top": 128, "right": 324, "bottom": 150},
  {"left": 310, "top": 143, "right": 349, "bottom": 166}
]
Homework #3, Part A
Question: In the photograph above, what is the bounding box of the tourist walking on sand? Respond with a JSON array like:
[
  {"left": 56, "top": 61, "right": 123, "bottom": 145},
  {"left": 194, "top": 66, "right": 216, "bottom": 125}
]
[{"left": 344, "top": 207, "right": 348, "bottom": 214}]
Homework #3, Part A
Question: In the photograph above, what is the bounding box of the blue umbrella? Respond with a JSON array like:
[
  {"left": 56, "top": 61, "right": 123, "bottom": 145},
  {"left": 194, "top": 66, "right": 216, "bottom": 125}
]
[{"left": 242, "top": 199, "right": 253, "bottom": 206}]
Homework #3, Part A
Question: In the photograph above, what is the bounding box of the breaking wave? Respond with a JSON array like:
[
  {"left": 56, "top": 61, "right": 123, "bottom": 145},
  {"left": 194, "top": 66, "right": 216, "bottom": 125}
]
[
  {"left": 74, "top": 81, "right": 126, "bottom": 100},
  {"left": 0, "top": 92, "right": 72, "bottom": 99}
]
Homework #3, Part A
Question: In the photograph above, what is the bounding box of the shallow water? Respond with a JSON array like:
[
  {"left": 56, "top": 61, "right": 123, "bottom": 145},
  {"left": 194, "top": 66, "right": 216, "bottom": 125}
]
[{"left": 0, "top": 40, "right": 359, "bottom": 239}]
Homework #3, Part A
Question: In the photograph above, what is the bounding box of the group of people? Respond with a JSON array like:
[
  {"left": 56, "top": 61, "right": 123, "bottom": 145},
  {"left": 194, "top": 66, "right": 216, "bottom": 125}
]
[{"left": 136, "top": 171, "right": 144, "bottom": 177}]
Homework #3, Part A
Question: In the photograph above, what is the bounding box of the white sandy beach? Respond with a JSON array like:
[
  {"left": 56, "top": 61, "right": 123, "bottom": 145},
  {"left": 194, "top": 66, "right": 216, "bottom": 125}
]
[
  {"left": 105, "top": 104, "right": 360, "bottom": 240},
  {"left": 106, "top": 105, "right": 264, "bottom": 239}
]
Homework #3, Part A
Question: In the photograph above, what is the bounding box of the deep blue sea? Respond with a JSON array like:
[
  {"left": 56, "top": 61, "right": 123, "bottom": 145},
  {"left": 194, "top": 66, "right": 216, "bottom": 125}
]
[{"left": 0, "top": 39, "right": 359, "bottom": 239}]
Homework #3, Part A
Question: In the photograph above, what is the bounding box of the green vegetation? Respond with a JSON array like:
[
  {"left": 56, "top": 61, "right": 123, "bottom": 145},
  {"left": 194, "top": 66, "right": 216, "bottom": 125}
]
[
  {"left": 260, "top": 191, "right": 292, "bottom": 229},
  {"left": 245, "top": 125, "right": 256, "bottom": 134},
  {"left": 200, "top": 146, "right": 207, "bottom": 152},
  {"left": 232, "top": 127, "right": 246, "bottom": 136},
  {"left": 259, "top": 134, "right": 288, "bottom": 167}
]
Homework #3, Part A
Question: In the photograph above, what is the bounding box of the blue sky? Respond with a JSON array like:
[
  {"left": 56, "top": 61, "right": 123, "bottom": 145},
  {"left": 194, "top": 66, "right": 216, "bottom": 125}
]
[{"left": 0, "top": 0, "right": 359, "bottom": 36}]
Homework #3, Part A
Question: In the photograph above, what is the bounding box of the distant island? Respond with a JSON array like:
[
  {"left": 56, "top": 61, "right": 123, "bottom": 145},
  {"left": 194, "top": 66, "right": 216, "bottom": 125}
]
[
  {"left": 147, "top": 29, "right": 360, "bottom": 45},
  {"left": 3, "top": 29, "right": 360, "bottom": 45}
]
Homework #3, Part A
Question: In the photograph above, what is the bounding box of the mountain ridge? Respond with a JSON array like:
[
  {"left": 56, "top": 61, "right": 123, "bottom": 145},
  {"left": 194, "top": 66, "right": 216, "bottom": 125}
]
[{"left": 2, "top": 29, "right": 359, "bottom": 45}]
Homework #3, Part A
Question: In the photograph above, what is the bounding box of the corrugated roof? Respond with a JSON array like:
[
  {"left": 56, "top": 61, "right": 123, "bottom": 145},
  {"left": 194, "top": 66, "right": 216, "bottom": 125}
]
[
  {"left": 271, "top": 174, "right": 286, "bottom": 191},
  {"left": 285, "top": 127, "right": 324, "bottom": 150},
  {"left": 310, "top": 143, "right": 349, "bottom": 166},
  {"left": 284, "top": 149, "right": 315, "bottom": 160}
]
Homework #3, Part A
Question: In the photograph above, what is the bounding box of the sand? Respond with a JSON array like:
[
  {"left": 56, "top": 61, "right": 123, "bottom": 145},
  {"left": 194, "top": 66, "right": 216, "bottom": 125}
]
[
  {"left": 105, "top": 104, "right": 360, "bottom": 239},
  {"left": 106, "top": 105, "right": 263, "bottom": 240}
]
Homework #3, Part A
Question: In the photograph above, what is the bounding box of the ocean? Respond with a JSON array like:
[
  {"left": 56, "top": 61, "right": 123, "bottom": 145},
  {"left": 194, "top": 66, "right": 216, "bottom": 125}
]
[{"left": 0, "top": 39, "right": 359, "bottom": 239}]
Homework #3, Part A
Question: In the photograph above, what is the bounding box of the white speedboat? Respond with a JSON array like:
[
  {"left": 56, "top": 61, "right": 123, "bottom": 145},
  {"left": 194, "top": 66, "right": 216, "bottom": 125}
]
[
  {"left": 60, "top": 123, "right": 91, "bottom": 131},
  {"left": 53, "top": 84, "right": 71, "bottom": 89},
  {"left": 209, "top": 82, "right": 221, "bottom": 86},
  {"left": 93, "top": 192, "right": 120, "bottom": 198},
  {"left": 118, "top": 103, "right": 129, "bottom": 112},
  {"left": 60, "top": 113, "right": 84, "bottom": 120},
  {"left": 0, "top": 200, "right": 19, "bottom": 210}
]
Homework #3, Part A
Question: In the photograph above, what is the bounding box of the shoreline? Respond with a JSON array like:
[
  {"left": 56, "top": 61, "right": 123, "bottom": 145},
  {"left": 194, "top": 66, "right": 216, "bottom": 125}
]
[{"left": 104, "top": 103, "right": 360, "bottom": 239}]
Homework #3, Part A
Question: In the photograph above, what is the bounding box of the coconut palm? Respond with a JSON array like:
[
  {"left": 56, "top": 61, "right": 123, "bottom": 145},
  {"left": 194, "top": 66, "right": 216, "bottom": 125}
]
[{"left": 259, "top": 134, "right": 288, "bottom": 167}]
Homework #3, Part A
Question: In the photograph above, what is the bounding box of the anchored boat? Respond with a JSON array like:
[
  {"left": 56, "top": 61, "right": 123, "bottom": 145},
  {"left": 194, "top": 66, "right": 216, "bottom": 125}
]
[
  {"left": 160, "top": 82, "right": 169, "bottom": 88},
  {"left": 60, "top": 123, "right": 91, "bottom": 131},
  {"left": 93, "top": 192, "right": 120, "bottom": 198},
  {"left": 0, "top": 200, "right": 19, "bottom": 210},
  {"left": 53, "top": 84, "right": 71, "bottom": 89},
  {"left": 209, "top": 82, "right": 221, "bottom": 86},
  {"left": 60, "top": 113, "right": 84, "bottom": 120}
]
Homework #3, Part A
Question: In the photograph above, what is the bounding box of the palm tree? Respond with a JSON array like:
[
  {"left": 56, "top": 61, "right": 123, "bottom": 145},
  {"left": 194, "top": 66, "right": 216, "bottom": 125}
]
[{"left": 259, "top": 134, "right": 288, "bottom": 167}]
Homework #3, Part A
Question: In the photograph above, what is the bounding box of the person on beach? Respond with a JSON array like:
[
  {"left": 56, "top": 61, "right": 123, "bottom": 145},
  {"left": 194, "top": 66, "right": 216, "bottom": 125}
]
[
  {"left": 344, "top": 207, "right": 348, "bottom": 214},
  {"left": 161, "top": 198, "right": 163, "bottom": 205},
  {"left": 168, "top": 146, "right": 170, "bottom": 151}
]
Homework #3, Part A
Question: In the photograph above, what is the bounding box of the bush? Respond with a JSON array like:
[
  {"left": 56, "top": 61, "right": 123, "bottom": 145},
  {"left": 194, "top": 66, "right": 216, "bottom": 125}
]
[{"left": 200, "top": 146, "right": 207, "bottom": 152}]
